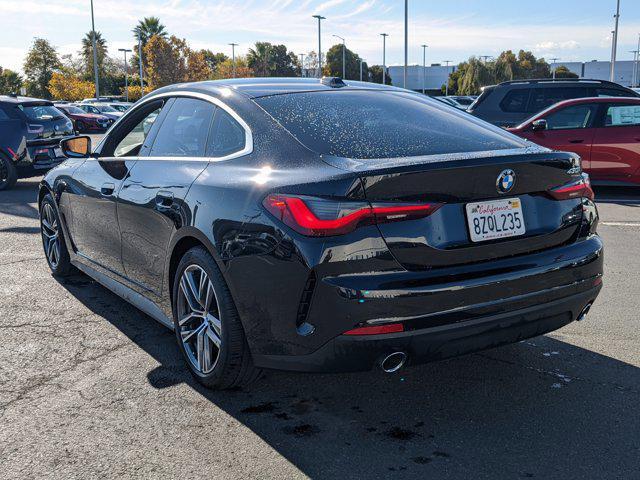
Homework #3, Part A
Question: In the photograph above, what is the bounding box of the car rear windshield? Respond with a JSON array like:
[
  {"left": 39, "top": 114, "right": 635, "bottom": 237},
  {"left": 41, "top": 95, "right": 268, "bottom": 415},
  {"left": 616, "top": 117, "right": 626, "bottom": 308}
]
[
  {"left": 255, "top": 90, "right": 525, "bottom": 159},
  {"left": 19, "top": 104, "right": 64, "bottom": 121}
]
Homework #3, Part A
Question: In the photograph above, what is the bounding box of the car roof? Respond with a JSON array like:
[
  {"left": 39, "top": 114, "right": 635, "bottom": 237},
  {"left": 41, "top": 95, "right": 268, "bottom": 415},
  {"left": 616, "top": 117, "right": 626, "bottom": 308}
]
[
  {"left": 149, "top": 77, "right": 407, "bottom": 99},
  {"left": 0, "top": 95, "right": 53, "bottom": 105},
  {"left": 545, "top": 96, "right": 640, "bottom": 109}
]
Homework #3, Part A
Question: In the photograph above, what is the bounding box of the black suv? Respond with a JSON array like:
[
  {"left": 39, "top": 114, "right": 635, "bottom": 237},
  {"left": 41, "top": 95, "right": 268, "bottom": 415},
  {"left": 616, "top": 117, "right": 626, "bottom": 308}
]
[
  {"left": 468, "top": 79, "right": 640, "bottom": 127},
  {"left": 0, "top": 95, "right": 74, "bottom": 190}
]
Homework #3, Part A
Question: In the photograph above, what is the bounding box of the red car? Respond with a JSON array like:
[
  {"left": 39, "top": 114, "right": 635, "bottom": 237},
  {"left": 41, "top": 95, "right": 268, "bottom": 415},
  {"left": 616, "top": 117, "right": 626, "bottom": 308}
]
[
  {"left": 55, "top": 104, "right": 113, "bottom": 133},
  {"left": 508, "top": 97, "right": 640, "bottom": 186}
]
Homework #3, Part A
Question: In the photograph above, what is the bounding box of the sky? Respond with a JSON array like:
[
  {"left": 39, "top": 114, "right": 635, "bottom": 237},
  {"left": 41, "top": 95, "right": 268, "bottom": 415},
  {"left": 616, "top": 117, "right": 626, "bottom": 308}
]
[{"left": 2, "top": 0, "right": 640, "bottom": 74}]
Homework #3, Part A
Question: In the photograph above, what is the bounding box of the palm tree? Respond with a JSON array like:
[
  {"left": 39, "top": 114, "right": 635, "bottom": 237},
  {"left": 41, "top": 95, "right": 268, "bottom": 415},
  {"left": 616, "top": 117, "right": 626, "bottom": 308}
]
[
  {"left": 133, "top": 17, "right": 167, "bottom": 46},
  {"left": 80, "top": 31, "right": 107, "bottom": 76},
  {"left": 247, "top": 42, "right": 273, "bottom": 77}
]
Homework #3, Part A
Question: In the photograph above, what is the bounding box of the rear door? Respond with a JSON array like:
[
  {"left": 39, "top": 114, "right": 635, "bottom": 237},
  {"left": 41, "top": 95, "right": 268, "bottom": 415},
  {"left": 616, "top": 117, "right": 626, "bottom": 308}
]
[
  {"left": 590, "top": 102, "right": 640, "bottom": 181},
  {"left": 117, "top": 96, "right": 218, "bottom": 295},
  {"left": 526, "top": 103, "right": 598, "bottom": 168}
]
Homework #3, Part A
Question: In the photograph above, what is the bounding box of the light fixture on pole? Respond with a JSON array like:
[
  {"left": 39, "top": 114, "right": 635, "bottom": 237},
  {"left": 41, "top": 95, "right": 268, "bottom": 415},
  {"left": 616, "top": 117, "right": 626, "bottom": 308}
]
[
  {"left": 380, "top": 33, "right": 389, "bottom": 85},
  {"left": 118, "top": 48, "right": 132, "bottom": 102},
  {"left": 332, "top": 35, "right": 346, "bottom": 79},
  {"left": 610, "top": 0, "right": 621, "bottom": 82},
  {"left": 443, "top": 60, "right": 452, "bottom": 96},
  {"left": 90, "top": 0, "right": 100, "bottom": 99},
  {"left": 403, "top": 0, "right": 408, "bottom": 88},
  {"left": 312, "top": 15, "right": 326, "bottom": 78},
  {"left": 421, "top": 44, "right": 428, "bottom": 95},
  {"left": 229, "top": 43, "right": 238, "bottom": 78},
  {"left": 550, "top": 57, "right": 560, "bottom": 80}
]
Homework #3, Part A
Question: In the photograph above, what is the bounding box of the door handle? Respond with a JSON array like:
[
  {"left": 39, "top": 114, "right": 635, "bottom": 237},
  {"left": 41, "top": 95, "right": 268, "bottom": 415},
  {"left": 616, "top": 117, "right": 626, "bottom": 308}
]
[
  {"left": 155, "top": 190, "right": 174, "bottom": 208},
  {"left": 101, "top": 182, "right": 116, "bottom": 196},
  {"left": 568, "top": 139, "right": 584, "bottom": 144}
]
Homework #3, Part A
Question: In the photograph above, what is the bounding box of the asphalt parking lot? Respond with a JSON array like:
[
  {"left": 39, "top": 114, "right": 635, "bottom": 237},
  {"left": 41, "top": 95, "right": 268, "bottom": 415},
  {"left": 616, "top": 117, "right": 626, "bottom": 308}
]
[{"left": 1, "top": 176, "right": 639, "bottom": 479}]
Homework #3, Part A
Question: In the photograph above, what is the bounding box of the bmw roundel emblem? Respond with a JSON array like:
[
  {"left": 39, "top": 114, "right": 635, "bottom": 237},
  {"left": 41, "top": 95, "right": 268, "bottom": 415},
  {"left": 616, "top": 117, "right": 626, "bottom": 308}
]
[{"left": 496, "top": 169, "right": 515, "bottom": 194}]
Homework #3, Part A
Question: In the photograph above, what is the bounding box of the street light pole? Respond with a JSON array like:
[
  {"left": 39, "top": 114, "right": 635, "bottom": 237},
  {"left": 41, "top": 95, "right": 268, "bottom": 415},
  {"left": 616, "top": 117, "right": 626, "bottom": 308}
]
[
  {"left": 610, "top": 0, "right": 621, "bottom": 82},
  {"left": 635, "top": 33, "right": 640, "bottom": 87},
  {"left": 90, "top": 0, "right": 100, "bottom": 99},
  {"left": 403, "top": 0, "right": 408, "bottom": 88},
  {"left": 299, "top": 53, "right": 305, "bottom": 77},
  {"left": 118, "top": 48, "right": 132, "bottom": 102},
  {"left": 229, "top": 43, "right": 238, "bottom": 78},
  {"left": 421, "top": 44, "right": 428, "bottom": 95},
  {"left": 443, "top": 60, "right": 452, "bottom": 96},
  {"left": 550, "top": 57, "right": 560, "bottom": 80},
  {"left": 333, "top": 35, "right": 345, "bottom": 79},
  {"left": 312, "top": 15, "right": 326, "bottom": 78},
  {"left": 138, "top": 38, "right": 144, "bottom": 93},
  {"left": 380, "top": 33, "right": 388, "bottom": 85},
  {"left": 359, "top": 58, "right": 364, "bottom": 81},
  {"left": 631, "top": 50, "right": 639, "bottom": 87}
]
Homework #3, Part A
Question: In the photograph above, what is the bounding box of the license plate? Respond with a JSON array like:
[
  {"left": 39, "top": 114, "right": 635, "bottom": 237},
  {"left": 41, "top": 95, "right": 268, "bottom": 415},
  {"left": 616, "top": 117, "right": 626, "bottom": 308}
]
[
  {"left": 53, "top": 147, "right": 63, "bottom": 158},
  {"left": 466, "top": 198, "right": 525, "bottom": 242}
]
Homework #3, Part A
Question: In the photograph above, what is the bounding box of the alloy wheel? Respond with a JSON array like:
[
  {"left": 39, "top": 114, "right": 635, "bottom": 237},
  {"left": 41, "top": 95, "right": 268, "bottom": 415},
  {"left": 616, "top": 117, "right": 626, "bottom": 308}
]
[
  {"left": 176, "top": 265, "right": 222, "bottom": 374},
  {"left": 41, "top": 203, "right": 61, "bottom": 269}
]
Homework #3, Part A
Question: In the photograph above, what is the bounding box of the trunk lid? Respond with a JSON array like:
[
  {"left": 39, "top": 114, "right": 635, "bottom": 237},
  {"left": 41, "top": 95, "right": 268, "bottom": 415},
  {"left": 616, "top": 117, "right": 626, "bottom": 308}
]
[{"left": 324, "top": 149, "right": 584, "bottom": 270}]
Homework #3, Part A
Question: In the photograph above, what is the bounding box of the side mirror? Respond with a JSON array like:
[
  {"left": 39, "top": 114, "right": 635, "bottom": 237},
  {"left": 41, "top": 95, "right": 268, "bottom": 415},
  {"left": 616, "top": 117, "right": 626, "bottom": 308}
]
[
  {"left": 60, "top": 136, "right": 91, "bottom": 158},
  {"left": 532, "top": 119, "right": 548, "bottom": 131}
]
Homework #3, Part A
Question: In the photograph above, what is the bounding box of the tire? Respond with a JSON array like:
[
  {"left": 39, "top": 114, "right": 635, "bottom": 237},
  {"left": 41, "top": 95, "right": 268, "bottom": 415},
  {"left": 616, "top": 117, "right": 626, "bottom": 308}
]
[
  {"left": 0, "top": 155, "right": 18, "bottom": 191},
  {"left": 172, "top": 246, "right": 260, "bottom": 390},
  {"left": 40, "top": 194, "right": 74, "bottom": 276}
]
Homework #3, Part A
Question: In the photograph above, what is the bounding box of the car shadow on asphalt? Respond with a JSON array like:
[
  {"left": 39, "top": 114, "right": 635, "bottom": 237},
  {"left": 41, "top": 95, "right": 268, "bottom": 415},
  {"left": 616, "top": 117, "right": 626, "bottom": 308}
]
[
  {"left": 56, "top": 273, "right": 640, "bottom": 479},
  {"left": 593, "top": 186, "right": 640, "bottom": 207},
  {"left": 0, "top": 178, "right": 40, "bottom": 220}
]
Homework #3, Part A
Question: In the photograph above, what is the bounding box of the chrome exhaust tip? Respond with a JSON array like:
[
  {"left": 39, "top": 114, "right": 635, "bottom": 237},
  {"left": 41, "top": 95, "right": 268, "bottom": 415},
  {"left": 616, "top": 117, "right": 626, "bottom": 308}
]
[
  {"left": 379, "top": 352, "right": 407, "bottom": 373},
  {"left": 577, "top": 303, "right": 593, "bottom": 321}
]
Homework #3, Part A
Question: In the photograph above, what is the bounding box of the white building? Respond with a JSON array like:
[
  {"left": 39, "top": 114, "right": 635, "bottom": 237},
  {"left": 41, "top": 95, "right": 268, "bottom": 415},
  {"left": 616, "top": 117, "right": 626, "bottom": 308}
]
[{"left": 386, "top": 60, "right": 639, "bottom": 92}]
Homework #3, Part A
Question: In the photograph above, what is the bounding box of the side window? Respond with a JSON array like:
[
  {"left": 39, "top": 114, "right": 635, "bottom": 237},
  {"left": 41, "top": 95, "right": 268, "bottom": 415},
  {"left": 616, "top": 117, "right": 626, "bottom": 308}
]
[
  {"left": 500, "top": 89, "right": 530, "bottom": 113},
  {"left": 528, "top": 87, "right": 589, "bottom": 113},
  {"left": 605, "top": 104, "right": 640, "bottom": 127},
  {"left": 544, "top": 104, "right": 597, "bottom": 130},
  {"left": 207, "top": 109, "right": 246, "bottom": 157},
  {"left": 149, "top": 98, "right": 215, "bottom": 157},
  {"left": 597, "top": 88, "right": 630, "bottom": 97},
  {"left": 113, "top": 106, "right": 162, "bottom": 157}
]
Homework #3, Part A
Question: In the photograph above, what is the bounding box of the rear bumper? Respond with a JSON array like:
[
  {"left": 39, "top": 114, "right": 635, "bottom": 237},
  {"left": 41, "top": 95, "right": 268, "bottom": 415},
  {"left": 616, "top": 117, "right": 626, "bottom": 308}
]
[
  {"left": 252, "top": 235, "right": 603, "bottom": 372},
  {"left": 254, "top": 284, "right": 601, "bottom": 373}
]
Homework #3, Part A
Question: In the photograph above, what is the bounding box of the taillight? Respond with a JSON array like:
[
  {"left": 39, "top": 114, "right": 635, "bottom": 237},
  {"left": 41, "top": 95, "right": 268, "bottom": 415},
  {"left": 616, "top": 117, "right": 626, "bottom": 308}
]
[
  {"left": 344, "top": 323, "right": 404, "bottom": 335},
  {"left": 262, "top": 194, "right": 442, "bottom": 236},
  {"left": 548, "top": 174, "right": 594, "bottom": 201}
]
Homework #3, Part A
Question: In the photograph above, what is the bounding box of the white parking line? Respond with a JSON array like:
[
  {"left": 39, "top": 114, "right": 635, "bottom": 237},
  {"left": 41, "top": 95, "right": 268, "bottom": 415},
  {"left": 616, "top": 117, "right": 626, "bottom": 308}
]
[{"left": 601, "top": 222, "right": 640, "bottom": 227}]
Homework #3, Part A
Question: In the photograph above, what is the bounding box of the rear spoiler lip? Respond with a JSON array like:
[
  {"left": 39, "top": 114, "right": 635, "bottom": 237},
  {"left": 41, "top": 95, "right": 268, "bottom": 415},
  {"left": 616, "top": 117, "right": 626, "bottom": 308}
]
[{"left": 319, "top": 147, "right": 578, "bottom": 174}]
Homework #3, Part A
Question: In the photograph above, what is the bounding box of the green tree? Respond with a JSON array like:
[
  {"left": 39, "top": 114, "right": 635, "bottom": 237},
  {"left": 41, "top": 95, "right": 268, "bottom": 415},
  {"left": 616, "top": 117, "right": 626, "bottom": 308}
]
[
  {"left": 368, "top": 65, "right": 390, "bottom": 84},
  {"left": 200, "top": 50, "right": 229, "bottom": 72},
  {"left": 553, "top": 65, "right": 579, "bottom": 79},
  {"left": 133, "top": 17, "right": 167, "bottom": 47},
  {"left": 80, "top": 31, "right": 108, "bottom": 78},
  {"left": 324, "top": 44, "right": 367, "bottom": 80},
  {"left": 247, "top": 42, "right": 298, "bottom": 77},
  {"left": 0, "top": 67, "right": 23, "bottom": 95},
  {"left": 23, "top": 38, "right": 62, "bottom": 98}
]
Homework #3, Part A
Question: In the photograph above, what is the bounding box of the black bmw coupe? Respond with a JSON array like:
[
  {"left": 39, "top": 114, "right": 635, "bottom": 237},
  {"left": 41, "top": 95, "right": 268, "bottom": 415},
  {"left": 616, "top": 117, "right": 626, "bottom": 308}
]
[{"left": 39, "top": 77, "right": 603, "bottom": 389}]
